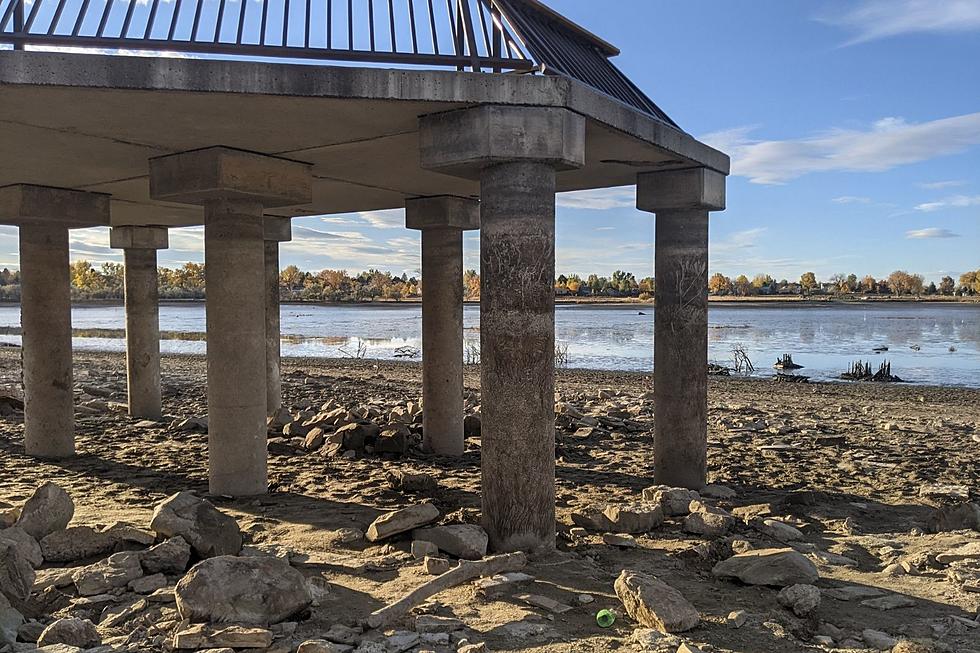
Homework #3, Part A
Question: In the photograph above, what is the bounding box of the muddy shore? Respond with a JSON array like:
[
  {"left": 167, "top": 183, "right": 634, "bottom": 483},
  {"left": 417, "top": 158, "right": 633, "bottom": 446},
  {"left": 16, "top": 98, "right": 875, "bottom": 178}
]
[{"left": 1, "top": 349, "right": 978, "bottom": 652}]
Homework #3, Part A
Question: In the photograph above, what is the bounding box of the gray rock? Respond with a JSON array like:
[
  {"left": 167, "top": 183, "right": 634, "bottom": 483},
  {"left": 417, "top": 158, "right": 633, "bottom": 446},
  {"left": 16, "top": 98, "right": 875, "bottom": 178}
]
[
  {"left": 936, "top": 541, "right": 980, "bottom": 564},
  {"left": 175, "top": 555, "right": 312, "bottom": 625},
  {"left": 571, "top": 503, "right": 664, "bottom": 534},
  {"left": 173, "top": 623, "right": 274, "bottom": 649},
  {"left": 683, "top": 502, "right": 735, "bottom": 538},
  {"left": 0, "top": 527, "right": 42, "bottom": 568},
  {"left": 614, "top": 569, "right": 699, "bottom": 633},
  {"left": 39, "top": 526, "right": 115, "bottom": 563},
  {"left": 862, "top": 628, "right": 898, "bottom": 650},
  {"left": 412, "top": 524, "right": 488, "bottom": 560},
  {"left": 71, "top": 551, "right": 143, "bottom": 596},
  {"left": 36, "top": 618, "right": 101, "bottom": 649},
  {"left": 641, "top": 486, "right": 701, "bottom": 516},
  {"left": 423, "top": 557, "right": 452, "bottom": 575},
  {"left": 860, "top": 594, "right": 916, "bottom": 610},
  {"left": 297, "top": 640, "right": 346, "bottom": 653},
  {"left": 0, "top": 592, "right": 23, "bottom": 646},
  {"left": 0, "top": 540, "right": 35, "bottom": 602},
  {"left": 927, "top": 502, "right": 980, "bottom": 532},
  {"left": 149, "top": 492, "right": 242, "bottom": 557},
  {"left": 415, "top": 615, "right": 464, "bottom": 633},
  {"left": 365, "top": 504, "right": 439, "bottom": 542},
  {"left": 139, "top": 536, "right": 191, "bottom": 575},
  {"left": 410, "top": 540, "right": 438, "bottom": 560},
  {"left": 129, "top": 573, "right": 167, "bottom": 594},
  {"left": 15, "top": 483, "right": 74, "bottom": 540},
  {"left": 777, "top": 584, "right": 821, "bottom": 616},
  {"left": 712, "top": 548, "right": 819, "bottom": 587}
]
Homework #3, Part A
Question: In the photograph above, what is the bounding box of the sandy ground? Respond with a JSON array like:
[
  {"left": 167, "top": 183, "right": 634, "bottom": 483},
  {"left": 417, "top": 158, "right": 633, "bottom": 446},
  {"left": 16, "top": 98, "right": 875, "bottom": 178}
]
[{"left": 1, "top": 349, "right": 979, "bottom": 653}]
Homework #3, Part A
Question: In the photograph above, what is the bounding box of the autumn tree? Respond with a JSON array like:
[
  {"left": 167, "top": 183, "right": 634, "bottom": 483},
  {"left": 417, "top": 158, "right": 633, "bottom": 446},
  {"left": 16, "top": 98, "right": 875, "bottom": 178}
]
[
  {"left": 708, "top": 273, "right": 732, "bottom": 295},
  {"left": 734, "top": 274, "right": 751, "bottom": 297},
  {"left": 939, "top": 276, "right": 955, "bottom": 295},
  {"left": 862, "top": 275, "right": 877, "bottom": 293},
  {"left": 800, "top": 272, "right": 818, "bottom": 295}
]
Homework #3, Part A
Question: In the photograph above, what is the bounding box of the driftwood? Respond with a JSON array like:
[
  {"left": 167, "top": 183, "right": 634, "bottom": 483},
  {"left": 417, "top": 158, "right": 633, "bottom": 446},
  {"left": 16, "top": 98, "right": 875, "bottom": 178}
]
[
  {"left": 841, "top": 360, "right": 903, "bottom": 383},
  {"left": 775, "top": 373, "right": 809, "bottom": 383},
  {"left": 773, "top": 354, "right": 803, "bottom": 370},
  {"left": 366, "top": 552, "right": 527, "bottom": 629}
]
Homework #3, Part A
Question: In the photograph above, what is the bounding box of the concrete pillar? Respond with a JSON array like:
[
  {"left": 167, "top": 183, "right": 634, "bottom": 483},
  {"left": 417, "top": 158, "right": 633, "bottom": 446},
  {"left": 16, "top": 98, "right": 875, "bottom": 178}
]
[
  {"left": 637, "top": 168, "right": 727, "bottom": 489},
  {"left": 149, "top": 147, "right": 312, "bottom": 496},
  {"left": 406, "top": 196, "right": 480, "bottom": 456},
  {"left": 0, "top": 185, "right": 110, "bottom": 458},
  {"left": 110, "top": 226, "right": 169, "bottom": 420},
  {"left": 263, "top": 218, "right": 291, "bottom": 416},
  {"left": 420, "top": 106, "right": 585, "bottom": 552}
]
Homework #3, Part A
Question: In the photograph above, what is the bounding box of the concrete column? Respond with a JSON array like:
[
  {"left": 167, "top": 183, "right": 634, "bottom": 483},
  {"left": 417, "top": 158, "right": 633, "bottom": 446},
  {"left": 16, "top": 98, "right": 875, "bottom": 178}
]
[
  {"left": 0, "top": 185, "right": 110, "bottom": 458},
  {"left": 406, "top": 196, "right": 480, "bottom": 456},
  {"left": 637, "top": 168, "right": 727, "bottom": 489},
  {"left": 149, "top": 147, "right": 312, "bottom": 496},
  {"left": 110, "top": 226, "right": 169, "bottom": 420},
  {"left": 263, "top": 218, "right": 292, "bottom": 416},
  {"left": 420, "top": 106, "right": 585, "bottom": 552}
]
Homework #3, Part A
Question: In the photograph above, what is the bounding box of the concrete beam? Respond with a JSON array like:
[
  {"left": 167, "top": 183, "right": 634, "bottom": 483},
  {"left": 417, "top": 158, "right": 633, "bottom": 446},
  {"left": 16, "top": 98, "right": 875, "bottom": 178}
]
[
  {"left": 263, "top": 217, "right": 290, "bottom": 415},
  {"left": 637, "top": 168, "right": 726, "bottom": 212},
  {"left": 419, "top": 106, "right": 586, "bottom": 179},
  {"left": 149, "top": 147, "right": 313, "bottom": 208},
  {"left": 109, "top": 225, "right": 169, "bottom": 250},
  {"left": 0, "top": 184, "right": 109, "bottom": 227},
  {"left": 406, "top": 196, "right": 480, "bottom": 231},
  {"left": 264, "top": 216, "right": 292, "bottom": 242},
  {"left": 405, "top": 196, "right": 479, "bottom": 457}
]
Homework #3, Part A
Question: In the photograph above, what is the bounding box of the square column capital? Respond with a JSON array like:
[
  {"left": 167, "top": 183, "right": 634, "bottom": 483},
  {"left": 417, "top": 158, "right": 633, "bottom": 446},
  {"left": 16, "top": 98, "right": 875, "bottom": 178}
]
[
  {"left": 405, "top": 196, "right": 480, "bottom": 231},
  {"left": 0, "top": 184, "right": 110, "bottom": 228},
  {"left": 149, "top": 147, "right": 312, "bottom": 208},
  {"left": 263, "top": 216, "right": 292, "bottom": 242},
  {"left": 110, "top": 225, "right": 169, "bottom": 250},
  {"left": 419, "top": 106, "right": 585, "bottom": 179},
  {"left": 637, "top": 168, "right": 726, "bottom": 212}
]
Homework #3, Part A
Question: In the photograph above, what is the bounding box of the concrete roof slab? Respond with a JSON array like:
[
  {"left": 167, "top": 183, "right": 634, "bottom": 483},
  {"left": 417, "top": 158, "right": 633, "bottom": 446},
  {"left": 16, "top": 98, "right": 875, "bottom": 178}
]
[{"left": 0, "top": 184, "right": 111, "bottom": 228}]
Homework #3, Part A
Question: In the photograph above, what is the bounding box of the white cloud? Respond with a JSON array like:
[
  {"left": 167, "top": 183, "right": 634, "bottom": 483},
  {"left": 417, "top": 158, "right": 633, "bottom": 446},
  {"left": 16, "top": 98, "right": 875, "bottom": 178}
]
[
  {"left": 832, "top": 196, "right": 872, "bottom": 204},
  {"left": 701, "top": 112, "right": 980, "bottom": 184},
  {"left": 914, "top": 194, "right": 980, "bottom": 212},
  {"left": 919, "top": 180, "right": 968, "bottom": 190},
  {"left": 557, "top": 187, "right": 635, "bottom": 210},
  {"left": 817, "top": 0, "right": 980, "bottom": 45},
  {"left": 906, "top": 228, "right": 962, "bottom": 239},
  {"left": 358, "top": 210, "right": 405, "bottom": 230}
]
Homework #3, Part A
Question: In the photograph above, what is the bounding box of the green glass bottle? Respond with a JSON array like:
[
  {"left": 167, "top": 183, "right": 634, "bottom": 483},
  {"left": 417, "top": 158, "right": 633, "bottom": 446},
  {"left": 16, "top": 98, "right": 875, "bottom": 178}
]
[{"left": 596, "top": 609, "right": 616, "bottom": 628}]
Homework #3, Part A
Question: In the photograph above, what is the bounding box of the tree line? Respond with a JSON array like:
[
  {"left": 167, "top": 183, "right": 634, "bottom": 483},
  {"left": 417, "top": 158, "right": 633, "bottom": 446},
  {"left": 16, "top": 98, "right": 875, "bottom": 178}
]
[{"left": 0, "top": 262, "right": 978, "bottom": 302}]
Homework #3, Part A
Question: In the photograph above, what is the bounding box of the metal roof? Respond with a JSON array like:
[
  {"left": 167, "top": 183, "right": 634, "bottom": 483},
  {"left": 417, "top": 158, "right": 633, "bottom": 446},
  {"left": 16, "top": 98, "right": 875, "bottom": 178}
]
[{"left": 1, "top": 0, "right": 678, "bottom": 127}]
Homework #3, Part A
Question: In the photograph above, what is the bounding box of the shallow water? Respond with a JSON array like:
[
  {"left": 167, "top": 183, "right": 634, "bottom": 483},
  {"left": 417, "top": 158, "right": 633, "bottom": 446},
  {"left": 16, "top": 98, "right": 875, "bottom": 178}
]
[{"left": 1, "top": 302, "right": 978, "bottom": 387}]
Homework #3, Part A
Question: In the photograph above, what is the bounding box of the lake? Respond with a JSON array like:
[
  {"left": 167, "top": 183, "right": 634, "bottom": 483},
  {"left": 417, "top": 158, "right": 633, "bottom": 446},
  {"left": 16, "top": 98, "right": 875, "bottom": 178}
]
[{"left": 1, "top": 302, "right": 978, "bottom": 388}]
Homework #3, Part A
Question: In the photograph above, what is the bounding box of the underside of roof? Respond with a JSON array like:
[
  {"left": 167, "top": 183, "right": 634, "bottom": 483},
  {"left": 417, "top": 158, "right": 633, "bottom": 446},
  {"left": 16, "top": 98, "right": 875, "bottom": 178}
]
[{"left": 0, "top": 0, "right": 679, "bottom": 128}]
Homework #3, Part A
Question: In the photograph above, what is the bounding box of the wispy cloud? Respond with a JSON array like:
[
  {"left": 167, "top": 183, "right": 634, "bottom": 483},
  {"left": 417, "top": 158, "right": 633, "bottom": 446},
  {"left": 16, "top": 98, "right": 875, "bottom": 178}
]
[
  {"left": 919, "top": 180, "right": 968, "bottom": 190},
  {"left": 906, "top": 227, "right": 962, "bottom": 239},
  {"left": 832, "top": 196, "right": 872, "bottom": 204},
  {"left": 557, "top": 187, "right": 635, "bottom": 210},
  {"left": 358, "top": 210, "right": 405, "bottom": 230},
  {"left": 701, "top": 112, "right": 980, "bottom": 184},
  {"left": 817, "top": 0, "right": 980, "bottom": 45},
  {"left": 914, "top": 194, "right": 980, "bottom": 212}
]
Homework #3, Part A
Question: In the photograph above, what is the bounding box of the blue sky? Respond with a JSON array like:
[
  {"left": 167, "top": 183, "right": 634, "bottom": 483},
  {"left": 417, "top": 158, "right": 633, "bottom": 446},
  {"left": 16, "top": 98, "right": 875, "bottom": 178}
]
[{"left": 1, "top": 0, "right": 978, "bottom": 283}]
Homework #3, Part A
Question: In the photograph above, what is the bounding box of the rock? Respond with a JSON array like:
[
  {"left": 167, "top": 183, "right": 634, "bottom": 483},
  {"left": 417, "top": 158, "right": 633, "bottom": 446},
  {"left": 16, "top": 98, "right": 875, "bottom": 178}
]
[
  {"left": 175, "top": 555, "right": 312, "bottom": 624},
  {"left": 304, "top": 427, "right": 327, "bottom": 451},
  {"left": 39, "top": 526, "right": 115, "bottom": 563},
  {"left": 385, "top": 471, "right": 437, "bottom": 493},
  {"left": 519, "top": 593, "right": 573, "bottom": 614},
  {"left": 411, "top": 540, "right": 439, "bottom": 559},
  {"left": 374, "top": 429, "right": 409, "bottom": 454},
  {"left": 102, "top": 522, "right": 156, "bottom": 547},
  {"left": 603, "top": 533, "right": 638, "bottom": 548},
  {"left": 365, "top": 504, "right": 439, "bottom": 542},
  {"left": 463, "top": 414, "right": 481, "bottom": 437},
  {"left": 0, "top": 593, "right": 23, "bottom": 646},
  {"left": 727, "top": 610, "right": 747, "bottom": 628},
  {"left": 683, "top": 502, "right": 735, "bottom": 538},
  {"left": 129, "top": 573, "right": 167, "bottom": 594},
  {"left": 0, "top": 539, "right": 35, "bottom": 602},
  {"left": 756, "top": 519, "right": 805, "bottom": 542},
  {"left": 333, "top": 422, "right": 379, "bottom": 450},
  {"left": 149, "top": 492, "right": 242, "bottom": 557},
  {"left": 862, "top": 628, "right": 898, "bottom": 650},
  {"left": 173, "top": 623, "right": 274, "bottom": 649},
  {"left": 415, "top": 615, "right": 464, "bottom": 633},
  {"left": 571, "top": 503, "right": 664, "bottom": 534},
  {"left": 17, "top": 620, "right": 44, "bottom": 644},
  {"left": 36, "top": 645, "right": 86, "bottom": 653},
  {"left": 36, "top": 618, "right": 101, "bottom": 649},
  {"left": 936, "top": 542, "right": 980, "bottom": 564},
  {"left": 0, "top": 527, "right": 42, "bottom": 567},
  {"left": 614, "top": 570, "right": 699, "bottom": 633},
  {"left": 297, "top": 640, "right": 345, "bottom": 653},
  {"left": 458, "top": 644, "right": 487, "bottom": 653},
  {"left": 15, "top": 483, "right": 74, "bottom": 539},
  {"left": 919, "top": 484, "right": 971, "bottom": 503},
  {"left": 927, "top": 502, "right": 980, "bottom": 532},
  {"left": 776, "top": 584, "right": 821, "bottom": 616},
  {"left": 100, "top": 597, "right": 149, "bottom": 628},
  {"left": 701, "top": 484, "right": 737, "bottom": 499},
  {"left": 139, "top": 536, "right": 192, "bottom": 574},
  {"left": 712, "top": 548, "right": 819, "bottom": 587},
  {"left": 423, "top": 557, "right": 452, "bottom": 575},
  {"left": 860, "top": 594, "right": 916, "bottom": 610},
  {"left": 890, "top": 640, "right": 943, "bottom": 653},
  {"left": 642, "top": 486, "right": 701, "bottom": 516},
  {"left": 412, "top": 524, "right": 488, "bottom": 560},
  {"left": 322, "top": 623, "right": 360, "bottom": 645},
  {"left": 71, "top": 551, "right": 143, "bottom": 596}
]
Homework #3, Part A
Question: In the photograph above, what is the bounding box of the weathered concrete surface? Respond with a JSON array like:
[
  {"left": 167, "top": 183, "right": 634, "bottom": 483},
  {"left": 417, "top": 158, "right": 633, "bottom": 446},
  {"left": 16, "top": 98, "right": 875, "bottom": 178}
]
[
  {"left": 0, "top": 51, "right": 728, "bottom": 226},
  {"left": 406, "top": 196, "right": 479, "bottom": 456},
  {"left": 111, "top": 226, "right": 169, "bottom": 420},
  {"left": 0, "top": 185, "right": 109, "bottom": 458},
  {"left": 149, "top": 149, "right": 311, "bottom": 496},
  {"left": 264, "top": 217, "right": 291, "bottom": 415},
  {"left": 638, "top": 168, "right": 726, "bottom": 489}
]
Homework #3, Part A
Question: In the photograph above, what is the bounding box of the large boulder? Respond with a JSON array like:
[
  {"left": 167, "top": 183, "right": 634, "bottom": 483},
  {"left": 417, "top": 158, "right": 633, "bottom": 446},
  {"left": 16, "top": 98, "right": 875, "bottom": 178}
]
[
  {"left": 412, "top": 525, "right": 488, "bottom": 560},
  {"left": 0, "top": 593, "right": 23, "bottom": 646},
  {"left": 642, "top": 486, "right": 701, "bottom": 516},
  {"left": 71, "top": 552, "right": 143, "bottom": 596},
  {"left": 571, "top": 503, "right": 664, "bottom": 534},
  {"left": 15, "top": 483, "right": 74, "bottom": 539},
  {"left": 0, "top": 527, "right": 42, "bottom": 568},
  {"left": 683, "top": 502, "right": 736, "bottom": 538},
  {"left": 139, "top": 536, "right": 192, "bottom": 575},
  {"left": 175, "top": 555, "right": 312, "bottom": 625},
  {"left": 366, "top": 504, "right": 439, "bottom": 542},
  {"left": 36, "top": 618, "right": 101, "bottom": 649},
  {"left": 712, "top": 548, "right": 819, "bottom": 587},
  {"left": 149, "top": 492, "right": 242, "bottom": 557},
  {"left": 927, "top": 502, "right": 980, "bottom": 533},
  {"left": 614, "top": 570, "right": 699, "bottom": 633},
  {"left": 39, "top": 526, "right": 116, "bottom": 563},
  {"left": 777, "top": 584, "right": 821, "bottom": 617},
  {"left": 0, "top": 540, "right": 35, "bottom": 602}
]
